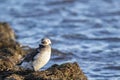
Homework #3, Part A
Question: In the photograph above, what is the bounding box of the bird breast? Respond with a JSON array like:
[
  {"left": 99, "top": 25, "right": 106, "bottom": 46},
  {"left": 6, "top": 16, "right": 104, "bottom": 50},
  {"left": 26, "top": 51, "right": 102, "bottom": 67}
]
[
  {"left": 33, "top": 49, "right": 51, "bottom": 71},
  {"left": 34, "top": 51, "right": 51, "bottom": 62}
]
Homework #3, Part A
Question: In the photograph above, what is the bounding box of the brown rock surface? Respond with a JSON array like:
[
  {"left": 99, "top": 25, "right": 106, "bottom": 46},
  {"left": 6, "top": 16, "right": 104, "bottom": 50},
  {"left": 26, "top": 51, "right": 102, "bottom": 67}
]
[
  {"left": 0, "top": 22, "right": 15, "bottom": 40},
  {"left": 25, "top": 62, "right": 87, "bottom": 80},
  {"left": 5, "top": 74, "right": 24, "bottom": 80}
]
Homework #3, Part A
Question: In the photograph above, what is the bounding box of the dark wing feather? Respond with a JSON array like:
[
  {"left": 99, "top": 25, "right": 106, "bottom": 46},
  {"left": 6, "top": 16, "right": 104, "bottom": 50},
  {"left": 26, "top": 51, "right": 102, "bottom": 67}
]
[
  {"left": 24, "top": 48, "right": 39, "bottom": 62},
  {"left": 19, "top": 45, "right": 44, "bottom": 64}
]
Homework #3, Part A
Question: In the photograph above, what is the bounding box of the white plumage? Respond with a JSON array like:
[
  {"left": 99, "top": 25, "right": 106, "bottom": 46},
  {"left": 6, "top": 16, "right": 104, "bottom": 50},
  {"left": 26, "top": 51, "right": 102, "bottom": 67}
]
[{"left": 33, "top": 51, "right": 51, "bottom": 71}]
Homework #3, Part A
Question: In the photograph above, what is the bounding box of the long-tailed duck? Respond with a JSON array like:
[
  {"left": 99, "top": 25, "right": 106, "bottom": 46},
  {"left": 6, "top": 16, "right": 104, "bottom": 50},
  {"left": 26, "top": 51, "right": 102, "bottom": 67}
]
[{"left": 20, "top": 38, "right": 51, "bottom": 71}]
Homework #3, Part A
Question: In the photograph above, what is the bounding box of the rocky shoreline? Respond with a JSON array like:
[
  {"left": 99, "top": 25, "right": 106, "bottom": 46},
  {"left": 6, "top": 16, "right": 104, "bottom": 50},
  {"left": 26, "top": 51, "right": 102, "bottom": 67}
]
[{"left": 0, "top": 22, "right": 87, "bottom": 80}]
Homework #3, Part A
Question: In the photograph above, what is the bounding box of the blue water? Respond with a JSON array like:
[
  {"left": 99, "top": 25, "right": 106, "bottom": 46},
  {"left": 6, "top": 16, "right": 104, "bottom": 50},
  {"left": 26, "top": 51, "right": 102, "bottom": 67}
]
[{"left": 0, "top": 0, "right": 120, "bottom": 80}]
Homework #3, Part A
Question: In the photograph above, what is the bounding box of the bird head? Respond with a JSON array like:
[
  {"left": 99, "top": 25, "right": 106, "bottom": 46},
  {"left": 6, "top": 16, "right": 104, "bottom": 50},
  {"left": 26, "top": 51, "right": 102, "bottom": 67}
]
[{"left": 41, "top": 38, "right": 51, "bottom": 45}]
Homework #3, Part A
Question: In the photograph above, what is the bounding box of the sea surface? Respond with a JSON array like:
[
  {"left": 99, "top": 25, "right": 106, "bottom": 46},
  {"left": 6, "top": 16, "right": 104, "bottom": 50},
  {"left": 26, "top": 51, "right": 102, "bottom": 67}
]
[{"left": 0, "top": 0, "right": 120, "bottom": 80}]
